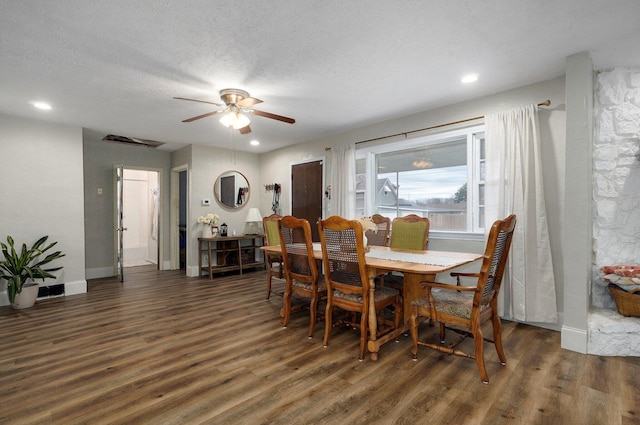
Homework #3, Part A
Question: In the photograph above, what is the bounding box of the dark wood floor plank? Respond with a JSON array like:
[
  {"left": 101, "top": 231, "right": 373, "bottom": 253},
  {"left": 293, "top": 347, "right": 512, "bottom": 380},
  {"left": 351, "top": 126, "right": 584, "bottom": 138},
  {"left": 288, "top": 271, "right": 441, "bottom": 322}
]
[{"left": 1, "top": 268, "right": 640, "bottom": 424}]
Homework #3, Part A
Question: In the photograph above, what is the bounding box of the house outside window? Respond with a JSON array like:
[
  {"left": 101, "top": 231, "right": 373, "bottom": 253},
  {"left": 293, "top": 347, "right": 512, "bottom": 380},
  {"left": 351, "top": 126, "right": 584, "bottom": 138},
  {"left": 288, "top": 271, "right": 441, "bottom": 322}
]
[{"left": 356, "top": 125, "right": 485, "bottom": 236}]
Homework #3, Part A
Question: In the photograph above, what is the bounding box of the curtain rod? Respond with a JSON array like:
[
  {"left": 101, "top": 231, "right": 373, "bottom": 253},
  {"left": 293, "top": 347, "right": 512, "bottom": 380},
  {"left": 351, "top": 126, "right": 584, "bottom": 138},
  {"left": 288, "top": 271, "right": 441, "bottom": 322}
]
[{"left": 324, "top": 99, "right": 551, "bottom": 151}]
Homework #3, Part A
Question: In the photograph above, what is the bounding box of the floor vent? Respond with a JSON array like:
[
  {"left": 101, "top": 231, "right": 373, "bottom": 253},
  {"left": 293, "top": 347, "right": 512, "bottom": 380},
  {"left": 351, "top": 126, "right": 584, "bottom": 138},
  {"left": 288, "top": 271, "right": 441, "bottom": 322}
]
[{"left": 37, "top": 284, "right": 65, "bottom": 298}]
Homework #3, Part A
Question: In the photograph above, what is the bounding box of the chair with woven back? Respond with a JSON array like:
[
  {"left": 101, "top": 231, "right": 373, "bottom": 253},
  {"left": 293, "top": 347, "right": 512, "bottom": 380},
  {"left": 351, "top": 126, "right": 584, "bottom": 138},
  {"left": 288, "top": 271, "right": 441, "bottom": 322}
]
[
  {"left": 318, "top": 215, "right": 402, "bottom": 360},
  {"left": 278, "top": 215, "right": 327, "bottom": 338},
  {"left": 409, "top": 214, "right": 517, "bottom": 384},
  {"left": 365, "top": 214, "right": 391, "bottom": 247},
  {"left": 383, "top": 214, "right": 430, "bottom": 290},
  {"left": 262, "top": 213, "right": 284, "bottom": 300}
]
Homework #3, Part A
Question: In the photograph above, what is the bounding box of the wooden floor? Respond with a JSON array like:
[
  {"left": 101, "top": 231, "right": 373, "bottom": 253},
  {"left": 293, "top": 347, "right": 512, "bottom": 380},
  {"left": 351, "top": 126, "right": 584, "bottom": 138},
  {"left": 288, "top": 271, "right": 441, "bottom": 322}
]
[{"left": 1, "top": 267, "right": 639, "bottom": 425}]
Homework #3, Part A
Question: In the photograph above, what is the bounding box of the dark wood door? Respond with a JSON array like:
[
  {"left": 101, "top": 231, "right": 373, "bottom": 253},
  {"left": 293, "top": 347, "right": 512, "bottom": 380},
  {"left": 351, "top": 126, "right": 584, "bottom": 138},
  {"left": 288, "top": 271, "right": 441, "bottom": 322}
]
[
  {"left": 220, "top": 175, "right": 235, "bottom": 208},
  {"left": 291, "top": 160, "right": 323, "bottom": 241}
]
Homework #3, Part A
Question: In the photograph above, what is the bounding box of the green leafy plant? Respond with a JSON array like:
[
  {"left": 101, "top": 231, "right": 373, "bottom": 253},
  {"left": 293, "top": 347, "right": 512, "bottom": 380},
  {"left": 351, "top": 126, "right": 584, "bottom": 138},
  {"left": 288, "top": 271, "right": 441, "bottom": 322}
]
[{"left": 0, "top": 236, "right": 65, "bottom": 304}]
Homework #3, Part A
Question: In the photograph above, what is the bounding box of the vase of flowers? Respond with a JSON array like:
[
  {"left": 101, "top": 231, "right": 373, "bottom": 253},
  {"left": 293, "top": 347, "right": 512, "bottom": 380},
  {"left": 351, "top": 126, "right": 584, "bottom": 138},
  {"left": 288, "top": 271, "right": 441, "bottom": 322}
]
[
  {"left": 198, "top": 213, "right": 220, "bottom": 238},
  {"left": 357, "top": 215, "right": 378, "bottom": 249}
]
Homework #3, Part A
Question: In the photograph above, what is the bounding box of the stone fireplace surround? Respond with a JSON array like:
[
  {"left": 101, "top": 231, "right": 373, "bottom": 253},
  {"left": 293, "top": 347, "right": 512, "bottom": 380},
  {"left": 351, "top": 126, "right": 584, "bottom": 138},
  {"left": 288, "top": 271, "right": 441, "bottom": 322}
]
[{"left": 590, "top": 67, "right": 640, "bottom": 355}]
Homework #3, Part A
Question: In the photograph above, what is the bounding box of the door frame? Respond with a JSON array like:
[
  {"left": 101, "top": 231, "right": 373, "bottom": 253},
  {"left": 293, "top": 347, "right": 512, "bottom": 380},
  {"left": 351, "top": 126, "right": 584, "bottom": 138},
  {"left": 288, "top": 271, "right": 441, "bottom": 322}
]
[
  {"left": 170, "top": 164, "right": 189, "bottom": 271},
  {"left": 114, "top": 164, "right": 124, "bottom": 281},
  {"left": 289, "top": 155, "right": 327, "bottom": 225}
]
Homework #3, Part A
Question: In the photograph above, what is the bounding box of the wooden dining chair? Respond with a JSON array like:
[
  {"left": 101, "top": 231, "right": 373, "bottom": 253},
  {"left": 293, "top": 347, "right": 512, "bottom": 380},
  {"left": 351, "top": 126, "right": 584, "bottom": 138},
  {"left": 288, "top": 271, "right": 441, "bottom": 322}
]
[
  {"left": 278, "top": 216, "right": 327, "bottom": 338},
  {"left": 383, "top": 214, "right": 431, "bottom": 290},
  {"left": 365, "top": 214, "right": 391, "bottom": 247},
  {"left": 318, "top": 215, "right": 402, "bottom": 360},
  {"left": 409, "top": 214, "right": 517, "bottom": 383},
  {"left": 263, "top": 213, "right": 284, "bottom": 300},
  {"left": 389, "top": 214, "right": 430, "bottom": 250}
]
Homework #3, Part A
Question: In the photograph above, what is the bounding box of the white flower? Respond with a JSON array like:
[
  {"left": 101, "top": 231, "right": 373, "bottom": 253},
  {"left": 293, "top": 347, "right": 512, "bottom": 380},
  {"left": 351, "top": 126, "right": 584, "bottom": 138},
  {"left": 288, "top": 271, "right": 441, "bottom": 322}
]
[
  {"left": 198, "top": 213, "right": 220, "bottom": 225},
  {"left": 356, "top": 215, "right": 378, "bottom": 233}
]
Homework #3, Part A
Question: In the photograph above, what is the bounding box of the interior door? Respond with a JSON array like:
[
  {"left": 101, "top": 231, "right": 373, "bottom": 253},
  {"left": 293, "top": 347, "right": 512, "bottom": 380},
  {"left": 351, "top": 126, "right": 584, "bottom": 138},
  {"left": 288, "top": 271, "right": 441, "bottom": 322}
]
[
  {"left": 291, "top": 160, "right": 323, "bottom": 241},
  {"left": 220, "top": 175, "right": 235, "bottom": 208},
  {"left": 114, "top": 164, "right": 125, "bottom": 282}
]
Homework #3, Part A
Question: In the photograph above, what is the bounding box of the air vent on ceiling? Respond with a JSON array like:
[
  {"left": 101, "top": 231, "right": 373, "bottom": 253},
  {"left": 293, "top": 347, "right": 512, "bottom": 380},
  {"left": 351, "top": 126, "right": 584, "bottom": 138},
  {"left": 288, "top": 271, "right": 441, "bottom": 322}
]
[{"left": 102, "top": 134, "right": 165, "bottom": 148}]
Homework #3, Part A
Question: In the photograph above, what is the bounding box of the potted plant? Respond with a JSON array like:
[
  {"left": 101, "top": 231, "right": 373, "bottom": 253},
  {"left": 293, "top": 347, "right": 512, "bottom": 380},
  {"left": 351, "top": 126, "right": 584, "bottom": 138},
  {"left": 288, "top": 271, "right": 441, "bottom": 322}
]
[{"left": 0, "top": 235, "right": 65, "bottom": 309}]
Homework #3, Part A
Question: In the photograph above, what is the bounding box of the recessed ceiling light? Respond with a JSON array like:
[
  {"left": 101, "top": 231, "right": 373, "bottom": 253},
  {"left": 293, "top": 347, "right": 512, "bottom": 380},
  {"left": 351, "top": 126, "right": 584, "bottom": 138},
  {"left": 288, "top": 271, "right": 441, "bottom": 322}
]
[
  {"left": 250, "top": 140, "right": 260, "bottom": 146},
  {"left": 461, "top": 74, "right": 479, "bottom": 84},
  {"left": 32, "top": 101, "right": 52, "bottom": 110}
]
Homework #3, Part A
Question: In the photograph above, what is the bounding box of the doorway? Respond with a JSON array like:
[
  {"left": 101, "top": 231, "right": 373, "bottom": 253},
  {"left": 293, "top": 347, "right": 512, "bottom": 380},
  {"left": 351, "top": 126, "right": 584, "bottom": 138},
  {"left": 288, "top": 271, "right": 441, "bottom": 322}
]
[
  {"left": 291, "top": 159, "right": 324, "bottom": 241},
  {"left": 170, "top": 164, "right": 189, "bottom": 272},
  {"left": 121, "top": 169, "right": 160, "bottom": 268},
  {"left": 178, "top": 170, "right": 187, "bottom": 269}
]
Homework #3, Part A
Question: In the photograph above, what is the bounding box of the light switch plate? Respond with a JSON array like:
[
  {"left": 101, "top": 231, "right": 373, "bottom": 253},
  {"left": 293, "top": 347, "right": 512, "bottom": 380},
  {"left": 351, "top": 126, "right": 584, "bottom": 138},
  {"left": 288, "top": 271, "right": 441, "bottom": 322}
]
[{"left": 201, "top": 199, "right": 210, "bottom": 206}]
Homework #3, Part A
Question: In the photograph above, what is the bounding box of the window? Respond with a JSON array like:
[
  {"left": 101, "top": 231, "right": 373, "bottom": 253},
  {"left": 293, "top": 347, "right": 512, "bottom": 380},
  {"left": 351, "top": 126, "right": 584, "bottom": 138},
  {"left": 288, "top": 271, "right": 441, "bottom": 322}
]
[{"left": 356, "top": 125, "right": 485, "bottom": 235}]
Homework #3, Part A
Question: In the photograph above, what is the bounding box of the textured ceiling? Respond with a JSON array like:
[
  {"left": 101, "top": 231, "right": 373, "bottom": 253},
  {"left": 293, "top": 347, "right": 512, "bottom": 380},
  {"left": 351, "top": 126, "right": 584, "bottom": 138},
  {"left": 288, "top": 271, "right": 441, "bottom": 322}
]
[{"left": 1, "top": 1, "right": 639, "bottom": 153}]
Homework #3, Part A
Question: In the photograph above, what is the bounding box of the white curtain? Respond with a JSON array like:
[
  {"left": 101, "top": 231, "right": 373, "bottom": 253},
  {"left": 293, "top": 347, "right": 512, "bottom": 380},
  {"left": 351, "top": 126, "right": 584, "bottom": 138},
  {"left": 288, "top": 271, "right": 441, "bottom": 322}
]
[
  {"left": 485, "top": 104, "right": 558, "bottom": 323},
  {"left": 330, "top": 144, "right": 356, "bottom": 218}
]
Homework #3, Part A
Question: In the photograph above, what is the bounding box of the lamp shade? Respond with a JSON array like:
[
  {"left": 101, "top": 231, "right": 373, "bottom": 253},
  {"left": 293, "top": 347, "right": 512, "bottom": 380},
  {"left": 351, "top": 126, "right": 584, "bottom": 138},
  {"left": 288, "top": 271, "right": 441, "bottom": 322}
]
[{"left": 245, "top": 207, "right": 262, "bottom": 223}]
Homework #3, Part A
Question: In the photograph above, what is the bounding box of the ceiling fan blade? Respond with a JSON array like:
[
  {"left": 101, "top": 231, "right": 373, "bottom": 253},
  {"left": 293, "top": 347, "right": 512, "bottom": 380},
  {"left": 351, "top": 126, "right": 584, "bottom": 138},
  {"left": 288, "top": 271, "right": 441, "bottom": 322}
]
[
  {"left": 173, "top": 97, "right": 224, "bottom": 107},
  {"left": 182, "top": 110, "right": 223, "bottom": 123},
  {"left": 237, "top": 96, "right": 263, "bottom": 108},
  {"left": 251, "top": 109, "right": 295, "bottom": 124},
  {"left": 239, "top": 125, "right": 252, "bottom": 135}
]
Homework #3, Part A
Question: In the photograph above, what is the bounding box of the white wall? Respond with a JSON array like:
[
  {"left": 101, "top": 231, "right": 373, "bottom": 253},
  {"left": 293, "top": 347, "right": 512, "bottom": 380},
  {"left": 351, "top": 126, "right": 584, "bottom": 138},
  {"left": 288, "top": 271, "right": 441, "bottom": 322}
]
[
  {"left": 0, "top": 113, "right": 86, "bottom": 304},
  {"left": 186, "top": 144, "right": 261, "bottom": 276},
  {"left": 82, "top": 133, "right": 171, "bottom": 279},
  {"left": 561, "top": 52, "right": 594, "bottom": 353}
]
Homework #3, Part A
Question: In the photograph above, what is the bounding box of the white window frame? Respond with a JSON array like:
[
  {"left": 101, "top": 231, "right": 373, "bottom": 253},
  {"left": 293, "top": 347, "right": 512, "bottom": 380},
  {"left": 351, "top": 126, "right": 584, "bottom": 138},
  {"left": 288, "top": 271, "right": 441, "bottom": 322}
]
[{"left": 356, "top": 124, "right": 485, "bottom": 240}]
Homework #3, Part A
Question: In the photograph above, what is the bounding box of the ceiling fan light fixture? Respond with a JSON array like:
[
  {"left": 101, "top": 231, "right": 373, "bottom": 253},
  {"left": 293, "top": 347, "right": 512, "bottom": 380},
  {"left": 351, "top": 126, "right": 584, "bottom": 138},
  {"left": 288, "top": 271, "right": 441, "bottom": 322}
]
[
  {"left": 219, "top": 110, "right": 250, "bottom": 129},
  {"left": 176, "top": 88, "right": 293, "bottom": 131},
  {"left": 232, "top": 112, "right": 250, "bottom": 129}
]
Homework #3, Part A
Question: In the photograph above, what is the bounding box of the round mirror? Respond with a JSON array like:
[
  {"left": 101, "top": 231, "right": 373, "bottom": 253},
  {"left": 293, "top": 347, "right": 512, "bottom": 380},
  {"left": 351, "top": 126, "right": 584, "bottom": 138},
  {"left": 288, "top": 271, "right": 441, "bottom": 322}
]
[{"left": 214, "top": 170, "right": 250, "bottom": 209}]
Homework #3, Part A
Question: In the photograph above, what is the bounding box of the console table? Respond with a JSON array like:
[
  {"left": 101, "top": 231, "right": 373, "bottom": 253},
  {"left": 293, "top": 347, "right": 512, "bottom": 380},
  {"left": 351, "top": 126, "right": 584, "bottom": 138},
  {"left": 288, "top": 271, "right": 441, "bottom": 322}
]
[{"left": 198, "top": 234, "right": 265, "bottom": 279}]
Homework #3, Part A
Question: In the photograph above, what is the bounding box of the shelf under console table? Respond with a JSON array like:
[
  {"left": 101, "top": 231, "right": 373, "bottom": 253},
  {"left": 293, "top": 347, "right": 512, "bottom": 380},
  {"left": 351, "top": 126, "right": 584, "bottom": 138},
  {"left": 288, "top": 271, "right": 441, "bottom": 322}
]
[{"left": 198, "top": 234, "right": 265, "bottom": 280}]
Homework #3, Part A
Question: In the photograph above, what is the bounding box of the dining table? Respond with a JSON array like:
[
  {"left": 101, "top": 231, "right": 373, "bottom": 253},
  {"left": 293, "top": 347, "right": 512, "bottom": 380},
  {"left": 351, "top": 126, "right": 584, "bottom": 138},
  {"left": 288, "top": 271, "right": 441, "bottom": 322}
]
[{"left": 260, "top": 243, "right": 481, "bottom": 361}]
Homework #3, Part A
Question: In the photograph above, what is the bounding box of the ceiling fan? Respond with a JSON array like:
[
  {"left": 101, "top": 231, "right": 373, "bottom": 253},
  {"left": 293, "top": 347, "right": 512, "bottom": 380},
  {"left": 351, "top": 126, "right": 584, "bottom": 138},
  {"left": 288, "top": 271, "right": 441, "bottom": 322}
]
[{"left": 174, "top": 88, "right": 295, "bottom": 135}]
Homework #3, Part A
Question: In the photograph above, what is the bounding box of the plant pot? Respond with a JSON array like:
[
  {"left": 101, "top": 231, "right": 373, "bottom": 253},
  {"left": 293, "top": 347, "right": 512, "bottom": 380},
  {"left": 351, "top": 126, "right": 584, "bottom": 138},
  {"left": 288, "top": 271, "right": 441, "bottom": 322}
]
[
  {"left": 202, "top": 226, "right": 213, "bottom": 238},
  {"left": 12, "top": 283, "right": 39, "bottom": 309}
]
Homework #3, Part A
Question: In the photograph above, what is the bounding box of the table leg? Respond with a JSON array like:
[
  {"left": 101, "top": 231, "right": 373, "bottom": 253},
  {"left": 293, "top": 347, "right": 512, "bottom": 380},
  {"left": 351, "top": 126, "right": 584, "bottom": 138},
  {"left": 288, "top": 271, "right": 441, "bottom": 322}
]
[
  {"left": 367, "top": 271, "right": 437, "bottom": 361},
  {"left": 198, "top": 239, "right": 203, "bottom": 278},
  {"left": 402, "top": 272, "right": 436, "bottom": 323},
  {"left": 367, "top": 274, "right": 378, "bottom": 361},
  {"left": 207, "top": 242, "right": 213, "bottom": 280}
]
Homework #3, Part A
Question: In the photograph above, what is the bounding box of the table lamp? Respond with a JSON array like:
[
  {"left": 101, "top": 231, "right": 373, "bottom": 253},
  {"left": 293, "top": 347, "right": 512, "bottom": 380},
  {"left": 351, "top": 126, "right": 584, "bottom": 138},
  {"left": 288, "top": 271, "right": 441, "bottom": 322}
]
[{"left": 245, "top": 208, "right": 263, "bottom": 235}]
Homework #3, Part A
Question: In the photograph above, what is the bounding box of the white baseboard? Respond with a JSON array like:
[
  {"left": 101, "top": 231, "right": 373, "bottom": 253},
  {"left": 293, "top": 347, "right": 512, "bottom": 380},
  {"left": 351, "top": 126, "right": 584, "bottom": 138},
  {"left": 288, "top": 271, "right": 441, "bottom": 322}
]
[
  {"left": 65, "top": 280, "right": 87, "bottom": 296},
  {"left": 0, "top": 280, "right": 88, "bottom": 306},
  {"left": 186, "top": 265, "right": 200, "bottom": 277},
  {"left": 561, "top": 325, "right": 588, "bottom": 354}
]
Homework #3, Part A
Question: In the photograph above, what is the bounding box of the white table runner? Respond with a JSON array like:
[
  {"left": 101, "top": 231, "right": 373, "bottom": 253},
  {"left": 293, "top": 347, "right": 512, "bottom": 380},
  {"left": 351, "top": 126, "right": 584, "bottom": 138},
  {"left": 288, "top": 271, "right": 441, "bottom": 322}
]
[
  {"left": 312, "top": 242, "right": 467, "bottom": 267},
  {"left": 365, "top": 250, "right": 467, "bottom": 267}
]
